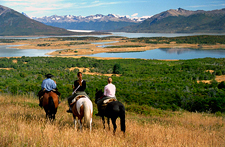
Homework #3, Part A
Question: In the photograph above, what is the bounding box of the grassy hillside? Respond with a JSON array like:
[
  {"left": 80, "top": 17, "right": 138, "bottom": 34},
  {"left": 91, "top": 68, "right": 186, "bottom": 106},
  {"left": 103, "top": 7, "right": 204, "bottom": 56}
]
[
  {"left": 0, "top": 8, "right": 75, "bottom": 36},
  {"left": 0, "top": 94, "right": 224, "bottom": 146}
]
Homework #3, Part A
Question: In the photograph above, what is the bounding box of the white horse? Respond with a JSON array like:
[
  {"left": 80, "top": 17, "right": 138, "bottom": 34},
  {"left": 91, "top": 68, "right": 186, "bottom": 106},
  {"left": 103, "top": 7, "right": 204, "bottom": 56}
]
[{"left": 71, "top": 96, "right": 93, "bottom": 131}]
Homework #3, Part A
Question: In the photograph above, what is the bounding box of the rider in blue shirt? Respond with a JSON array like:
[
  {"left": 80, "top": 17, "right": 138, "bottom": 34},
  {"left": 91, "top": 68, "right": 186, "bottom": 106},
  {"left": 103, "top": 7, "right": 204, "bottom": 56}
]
[
  {"left": 41, "top": 77, "right": 56, "bottom": 91},
  {"left": 38, "top": 74, "right": 61, "bottom": 107}
]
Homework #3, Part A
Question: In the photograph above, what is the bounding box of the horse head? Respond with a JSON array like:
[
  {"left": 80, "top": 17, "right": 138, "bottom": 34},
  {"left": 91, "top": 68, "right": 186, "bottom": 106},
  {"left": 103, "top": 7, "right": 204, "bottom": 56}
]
[{"left": 95, "top": 88, "right": 103, "bottom": 104}]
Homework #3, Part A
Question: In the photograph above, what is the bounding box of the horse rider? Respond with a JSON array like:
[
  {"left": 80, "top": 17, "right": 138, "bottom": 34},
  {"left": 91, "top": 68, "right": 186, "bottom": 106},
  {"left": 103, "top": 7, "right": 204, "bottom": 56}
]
[
  {"left": 67, "top": 72, "right": 90, "bottom": 113},
  {"left": 37, "top": 73, "right": 61, "bottom": 107},
  {"left": 95, "top": 77, "right": 117, "bottom": 116}
]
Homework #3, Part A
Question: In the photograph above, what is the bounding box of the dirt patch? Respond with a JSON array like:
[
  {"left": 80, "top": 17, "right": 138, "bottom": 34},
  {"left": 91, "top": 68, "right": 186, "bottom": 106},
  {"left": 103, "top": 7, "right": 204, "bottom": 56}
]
[
  {"left": 12, "top": 60, "right": 17, "bottom": 63},
  {"left": 197, "top": 70, "right": 225, "bottom": 83},
  {"left": 215, "top": 75, "right": 225, "bottom": 83},
  {"left": 68, "top": 67, "right": 121, "bottom": 77},
  {"left": 206, "top": 70, "right": 214, "bottom": 74},
  {"left": 0, "top": 68, "right": 13, "bottom": 70}
]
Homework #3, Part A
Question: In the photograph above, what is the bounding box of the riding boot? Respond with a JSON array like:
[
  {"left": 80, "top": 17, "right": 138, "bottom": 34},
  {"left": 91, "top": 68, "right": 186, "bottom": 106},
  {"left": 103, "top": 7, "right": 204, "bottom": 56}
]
[
  {"left": 66, "top": 105, "right": 72, "bottom": 113},
  {"left": 39, "top": 96, "right": 43, "bottom": 108}
]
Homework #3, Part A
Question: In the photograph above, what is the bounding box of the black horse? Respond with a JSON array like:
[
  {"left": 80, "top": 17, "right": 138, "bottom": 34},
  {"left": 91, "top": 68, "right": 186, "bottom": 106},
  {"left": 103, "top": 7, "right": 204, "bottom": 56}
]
[{"left": 95, "top": 89, "right": 125, "bottom": 134}]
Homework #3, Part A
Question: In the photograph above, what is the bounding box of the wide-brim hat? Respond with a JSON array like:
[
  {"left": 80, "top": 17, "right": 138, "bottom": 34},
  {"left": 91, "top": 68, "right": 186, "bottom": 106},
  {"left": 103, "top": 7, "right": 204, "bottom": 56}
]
[{"left": 45, "top": 73, "right": 54, "bottom": 78}]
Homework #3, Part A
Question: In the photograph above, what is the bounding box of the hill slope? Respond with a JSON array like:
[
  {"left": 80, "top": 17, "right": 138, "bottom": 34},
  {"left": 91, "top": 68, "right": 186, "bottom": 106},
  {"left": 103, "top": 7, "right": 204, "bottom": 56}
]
[
  {"left": 0, "top": 5, "right": 88, "bottom": 36},
  {"left": 0, "top": 77, "right": 224, "bottom": 146},
  {"left": 117, "top": 8, "right": 225, "bottom": 33}
]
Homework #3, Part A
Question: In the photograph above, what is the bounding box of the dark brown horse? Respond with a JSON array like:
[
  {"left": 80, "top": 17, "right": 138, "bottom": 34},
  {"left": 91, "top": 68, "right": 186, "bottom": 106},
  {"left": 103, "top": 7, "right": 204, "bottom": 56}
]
[
  {"left": 95, "top": 89, "right": 125, "bottom": 134},
  {"left": 42, "top": 91, "right": 59, "bottom": 120}
]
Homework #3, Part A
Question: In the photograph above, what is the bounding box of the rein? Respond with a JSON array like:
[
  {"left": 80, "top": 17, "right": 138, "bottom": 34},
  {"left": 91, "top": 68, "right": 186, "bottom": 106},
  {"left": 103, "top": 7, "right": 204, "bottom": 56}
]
[
  {"left": 72, "top": 80, "right": 83, "bottom": 95},
  {"left": 99, "top": 95, "right": 104, "bottom": 99}
]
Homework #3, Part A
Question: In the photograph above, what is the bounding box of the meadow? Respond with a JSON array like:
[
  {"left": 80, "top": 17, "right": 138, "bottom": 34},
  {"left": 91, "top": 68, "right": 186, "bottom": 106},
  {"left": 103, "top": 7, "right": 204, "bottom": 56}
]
[{"left": 0, "top": 94, "right": 224, "bottom": 146}]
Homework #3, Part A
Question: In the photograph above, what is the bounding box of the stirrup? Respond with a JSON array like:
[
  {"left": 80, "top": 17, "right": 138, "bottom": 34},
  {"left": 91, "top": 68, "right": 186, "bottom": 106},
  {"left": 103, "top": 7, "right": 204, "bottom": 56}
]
[
  {"left": 66, "top": 108, "right": 72, "bottom": 113},
  {"left": 39, "top": 103, "right": 43, "bottom": 108}
]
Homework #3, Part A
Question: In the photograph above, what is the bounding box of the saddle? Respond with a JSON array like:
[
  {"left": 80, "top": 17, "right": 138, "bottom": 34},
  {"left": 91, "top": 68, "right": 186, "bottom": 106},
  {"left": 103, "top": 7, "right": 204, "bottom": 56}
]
[
  {"left": 102, "top": 98, "right": 117, "bottom": 106},
  {"left": 100, "top": 98, "right": 117, "bottom": 112},
  {"left": 70, "top": 95, "right": 86, "bottom": 106}
]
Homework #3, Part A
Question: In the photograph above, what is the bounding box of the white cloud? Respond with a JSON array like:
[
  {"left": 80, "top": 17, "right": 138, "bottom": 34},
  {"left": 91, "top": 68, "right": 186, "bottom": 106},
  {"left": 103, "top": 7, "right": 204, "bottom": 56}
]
[
  {"left": 131, "top": 13, "right": 138, "bottom": 17},
  {"left": 78, "top": 1, "right": 123, "bottom": 8},
  {"left": 24, "top": 6, "right": 58, "bottom": 12},
  {"left": 1, "top": 0, "right": 148, "bottom": 17},
  {"left": 92, "top": 0, "right": 100, "bottom": 3}
]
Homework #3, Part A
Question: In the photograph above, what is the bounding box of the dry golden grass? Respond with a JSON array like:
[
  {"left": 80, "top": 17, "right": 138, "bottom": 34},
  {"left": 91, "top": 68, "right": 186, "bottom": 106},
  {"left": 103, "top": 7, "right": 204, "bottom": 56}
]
[{"left": 0, "top": 94, "right": 224, "bottom": 147}]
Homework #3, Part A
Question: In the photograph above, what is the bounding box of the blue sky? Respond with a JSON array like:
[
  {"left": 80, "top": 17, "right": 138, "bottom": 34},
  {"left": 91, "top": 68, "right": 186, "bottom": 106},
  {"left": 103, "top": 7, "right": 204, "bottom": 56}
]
[{"left": 1, "top": 0, "right": 225, "bottom": 18}]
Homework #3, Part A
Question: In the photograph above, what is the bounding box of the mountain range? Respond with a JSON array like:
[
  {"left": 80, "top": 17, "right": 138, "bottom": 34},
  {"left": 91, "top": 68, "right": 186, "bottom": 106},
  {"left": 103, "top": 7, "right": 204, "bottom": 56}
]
[
  {"left": 31, "top": 14, "right": 152, "bottom": 31},
  {"left": 117, "top": 8, "right": 225, "bottom": 33},
  {"left": 30, "top": 8, "right": 225, "bottom": 33},
  {"left": 0, "top": 5, "right": 102, "bottom": 36}
]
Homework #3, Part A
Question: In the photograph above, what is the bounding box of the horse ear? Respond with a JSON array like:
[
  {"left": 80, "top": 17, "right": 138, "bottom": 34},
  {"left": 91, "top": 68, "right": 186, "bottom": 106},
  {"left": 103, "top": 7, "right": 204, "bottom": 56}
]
[{"left": 96, "top": 88, "right": 98, "bottom": 92}]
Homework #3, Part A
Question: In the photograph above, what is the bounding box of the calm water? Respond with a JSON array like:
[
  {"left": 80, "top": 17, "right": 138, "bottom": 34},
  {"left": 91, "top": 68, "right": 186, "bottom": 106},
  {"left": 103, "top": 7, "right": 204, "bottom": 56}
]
[
  {"left": 0, "top": 45, "right": 58, "bottom": 57},
  {"left": 86, "top": 48, "right": 225, "bottom": 60},
  {"left": 0, "top": 32, "right": 225, "bottom": 59}
]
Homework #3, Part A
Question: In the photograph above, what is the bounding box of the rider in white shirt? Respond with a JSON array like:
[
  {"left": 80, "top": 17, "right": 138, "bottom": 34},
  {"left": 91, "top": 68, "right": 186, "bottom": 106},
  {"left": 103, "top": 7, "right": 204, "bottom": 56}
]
[
  {"left": 96, "top": 77, "right": 117, "bottom": 116},
  {"left": 104, "top": 81, "right": 116, "bottom": 98}
]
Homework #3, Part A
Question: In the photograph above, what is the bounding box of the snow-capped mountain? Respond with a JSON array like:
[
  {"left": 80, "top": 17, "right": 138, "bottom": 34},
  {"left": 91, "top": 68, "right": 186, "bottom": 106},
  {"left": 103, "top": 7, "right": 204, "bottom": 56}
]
[
  {"left": 30, "top": 13, "right": 151, "bottom": 23},
  {"left": 24, "top": 13, "right": 152, "bottom": 31}
]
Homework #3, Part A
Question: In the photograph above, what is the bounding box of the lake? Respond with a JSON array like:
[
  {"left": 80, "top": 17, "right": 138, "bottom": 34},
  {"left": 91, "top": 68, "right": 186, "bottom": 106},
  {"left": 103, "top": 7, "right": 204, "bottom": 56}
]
[
  {"left": 0, "top": 45, "right": 57, "bottom": 57},
  {"left": 0, "top": 32, "right": 225, "bottom": 59},
  {"left": 85, "top": 48, "right": 225, "bottom": 60}
]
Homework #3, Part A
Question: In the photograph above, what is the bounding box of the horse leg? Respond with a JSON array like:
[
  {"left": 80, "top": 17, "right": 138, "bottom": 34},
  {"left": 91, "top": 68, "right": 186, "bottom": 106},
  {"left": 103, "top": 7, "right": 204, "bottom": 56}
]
[
  {"left": 120, "top": 114, "right": 126, "bottom": 133},
  {"left": 107, "top": 117, "right": 110, "bottom": 131},
  {"left": 101, "top": 116, "right": 105, "bottom": 129},
  {"left": 74, "top": 119, "right": 77, "bottom": 130},
  {"left": 78, "top": 119, "right": 82, "bottom": 131},
  {"left": 111, "top": 117, "right": 117, "bottom": 135},
  {"left": 73, "top": 115, "right": 77, "bottom": 130},
  {"left": 89, "top": 118, "right": 92, "bottom": 132}
]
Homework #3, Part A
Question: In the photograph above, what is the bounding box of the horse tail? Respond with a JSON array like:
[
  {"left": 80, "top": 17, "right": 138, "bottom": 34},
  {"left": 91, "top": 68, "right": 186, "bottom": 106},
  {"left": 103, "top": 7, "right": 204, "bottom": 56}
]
[
  {"left": 83, "top": 99, "right": 92, "bottom": 129},
  {"left": 48, "top": 96, "right": 56, "bottom": 115},
  {"left": 119, "top": 104, "right": 126, "bottom": 133}
]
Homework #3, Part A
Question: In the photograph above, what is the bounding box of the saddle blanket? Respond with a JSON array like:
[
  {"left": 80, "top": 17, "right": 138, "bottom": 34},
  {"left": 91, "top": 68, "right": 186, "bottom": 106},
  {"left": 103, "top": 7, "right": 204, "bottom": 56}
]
[{"left": 71, "top": 95, "right": 86, "bottom": 104}]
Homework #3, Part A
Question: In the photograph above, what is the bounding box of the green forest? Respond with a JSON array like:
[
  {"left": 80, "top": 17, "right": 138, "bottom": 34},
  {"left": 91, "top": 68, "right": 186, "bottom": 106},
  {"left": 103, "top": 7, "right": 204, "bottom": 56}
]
[
  {"left": 0, "top": 56, "right": 225, "bottom": 114},
  {"left": 131, "top": 35, "right": 225, "bottom": 45}
]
